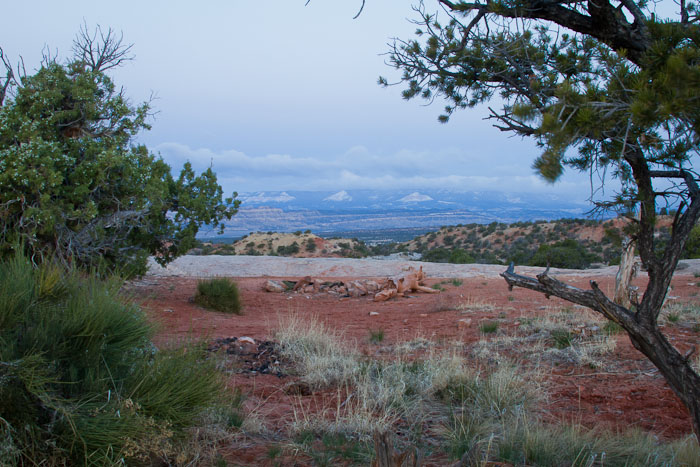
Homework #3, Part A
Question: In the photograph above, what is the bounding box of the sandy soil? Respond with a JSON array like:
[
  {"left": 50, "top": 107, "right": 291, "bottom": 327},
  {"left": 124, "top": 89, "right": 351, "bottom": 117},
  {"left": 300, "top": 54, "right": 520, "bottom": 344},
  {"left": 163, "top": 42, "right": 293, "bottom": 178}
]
[{"left": 134, "top": 256, "right": 700, "bottom": 465}]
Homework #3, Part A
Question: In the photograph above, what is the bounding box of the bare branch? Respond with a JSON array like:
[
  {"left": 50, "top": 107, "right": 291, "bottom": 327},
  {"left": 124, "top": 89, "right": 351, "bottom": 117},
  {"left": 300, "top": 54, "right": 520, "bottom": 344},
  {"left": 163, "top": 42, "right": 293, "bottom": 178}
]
[
  {"left": 501, "top": 263, "right": 636, "bottom": 328},
  {"left": 0, "top": 48, "right": 14, "bottom": 107},
  {"left": 352, "top": 0, "right": 366, "bottom": 19},
  {"left": 72, "top": 23, "right": 133, "bottom": 72}
]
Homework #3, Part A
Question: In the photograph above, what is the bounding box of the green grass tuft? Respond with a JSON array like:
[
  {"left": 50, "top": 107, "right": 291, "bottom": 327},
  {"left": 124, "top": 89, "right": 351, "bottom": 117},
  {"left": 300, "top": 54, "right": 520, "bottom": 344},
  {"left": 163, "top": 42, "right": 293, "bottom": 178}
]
[
  {"left": 480, "top": 321, "right": 499, "bottom": 334},
  {"left": 369, "top": 328, "right": 385, "bottom": 344},
  {"left": 194, "top": 277, "right": 242, "bottom": 314}
]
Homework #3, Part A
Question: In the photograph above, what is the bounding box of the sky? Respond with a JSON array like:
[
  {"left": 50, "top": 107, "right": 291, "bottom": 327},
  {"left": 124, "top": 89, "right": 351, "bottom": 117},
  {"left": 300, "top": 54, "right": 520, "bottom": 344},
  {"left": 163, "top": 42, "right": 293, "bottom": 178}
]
[{"left": 3, "top": 1, "right": 618, "bottom": 202}]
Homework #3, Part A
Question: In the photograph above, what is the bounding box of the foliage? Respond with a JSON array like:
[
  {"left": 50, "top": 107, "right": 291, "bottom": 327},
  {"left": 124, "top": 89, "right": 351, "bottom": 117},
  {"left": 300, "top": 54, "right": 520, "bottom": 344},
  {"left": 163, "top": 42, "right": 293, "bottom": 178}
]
[
  {"left": 194, "top": 277, "right": 242, "bottom": 314},
  {"left": 306, "top": 237, "right": 318, "bottom": 252},
  {"left": 684, "top": 224, "right": 700, "bottom": 259},
  {"left": 422, "top": 247, "right": 475, "bottom": 264},
  {"left": 277, "top": 242, "right": 300, "bottom": 256},
  {"left": 0, "top": 253, "right": 225, "bottom": 464},
  {"left": 0, "top": 27, "right": 238, "bottom": 276},
  {"left": 529, "top": 239, "right": 599, "bottom": 269}
]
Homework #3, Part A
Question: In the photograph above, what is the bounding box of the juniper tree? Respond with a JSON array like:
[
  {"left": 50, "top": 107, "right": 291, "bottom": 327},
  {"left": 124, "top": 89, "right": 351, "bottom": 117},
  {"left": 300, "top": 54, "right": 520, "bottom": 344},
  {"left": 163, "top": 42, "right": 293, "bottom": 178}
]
[
  {"left": 382, "top": 0, "right": 700, "bottom": 439},
  {"left": 0, "top": 25, "right": 239, "bottom": 274}
]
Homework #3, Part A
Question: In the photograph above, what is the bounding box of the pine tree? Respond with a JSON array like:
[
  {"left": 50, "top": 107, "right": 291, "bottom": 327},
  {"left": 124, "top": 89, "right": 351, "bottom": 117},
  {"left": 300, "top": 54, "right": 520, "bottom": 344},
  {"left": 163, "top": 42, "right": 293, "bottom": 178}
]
[{"left": 384, "top": 0, "right": 700, "bottom": 439}]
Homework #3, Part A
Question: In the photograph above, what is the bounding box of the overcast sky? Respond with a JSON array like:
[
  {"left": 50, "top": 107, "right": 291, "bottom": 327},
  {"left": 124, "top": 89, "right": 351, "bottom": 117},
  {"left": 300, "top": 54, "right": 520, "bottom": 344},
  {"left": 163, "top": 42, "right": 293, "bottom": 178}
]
[{"left": 4, "top": 1, "right": 616, "bottom": 201}]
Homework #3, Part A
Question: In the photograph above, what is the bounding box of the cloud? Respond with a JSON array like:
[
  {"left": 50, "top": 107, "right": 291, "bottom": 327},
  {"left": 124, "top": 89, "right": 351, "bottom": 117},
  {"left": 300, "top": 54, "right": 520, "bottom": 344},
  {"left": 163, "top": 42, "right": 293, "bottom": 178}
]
[{"left": 154, "top": 142, "right": 595, "bottom": 200}]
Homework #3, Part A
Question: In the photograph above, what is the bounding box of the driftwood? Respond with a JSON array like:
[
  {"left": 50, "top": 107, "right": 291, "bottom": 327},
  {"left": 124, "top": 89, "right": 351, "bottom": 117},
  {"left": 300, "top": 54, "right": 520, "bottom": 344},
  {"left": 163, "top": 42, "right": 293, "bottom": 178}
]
[
  {"left": 373, "top": 266, "right": 439, "bottom": 302},
  {"left": 264, "top": 266, "right": 439, "bottom": 302}
]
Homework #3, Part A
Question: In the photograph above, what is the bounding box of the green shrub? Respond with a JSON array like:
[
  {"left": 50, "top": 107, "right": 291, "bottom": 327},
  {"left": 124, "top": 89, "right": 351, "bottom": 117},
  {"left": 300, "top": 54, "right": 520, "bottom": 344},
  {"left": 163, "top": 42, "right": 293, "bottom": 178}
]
[
  {"left": 422, "top": 247, "right": 452, "bottom": 263},
  {"left": 306, "top": 238, "right": 317, "bottom": 252},
  {"left": 449, "top": 249, "right": 475, "bottom": 264},
  {"left": 480, "top": 321, "right": 499, "bottom": 334},
  {"left": 277, "top": 242, "right": 300, "bottom": 256},
  {"left": 0, "top": 32, "right": 237, "bottom": 275},
  {"left": 529, "top": 239, "right": 598, "bottom": 269},
  {"left": 0, "top": 254, "right": 226, "bottom": 465},
  {"left": 194, "top": 277, "right": 242, "bottom": 314}
]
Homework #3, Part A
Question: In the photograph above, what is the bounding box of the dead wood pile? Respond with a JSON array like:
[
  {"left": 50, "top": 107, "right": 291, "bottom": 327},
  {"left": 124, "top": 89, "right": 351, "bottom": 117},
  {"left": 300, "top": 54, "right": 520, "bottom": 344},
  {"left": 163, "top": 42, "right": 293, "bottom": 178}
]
[{"left": 263, "top": 266, "right": 439, "bottom": 301}]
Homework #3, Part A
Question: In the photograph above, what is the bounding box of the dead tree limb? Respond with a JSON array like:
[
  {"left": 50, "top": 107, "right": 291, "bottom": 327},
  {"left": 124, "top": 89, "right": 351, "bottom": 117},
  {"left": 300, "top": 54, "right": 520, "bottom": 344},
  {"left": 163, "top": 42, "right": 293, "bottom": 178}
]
[{"left": 501, "top": 263, "right": 700, "bottom": 438}]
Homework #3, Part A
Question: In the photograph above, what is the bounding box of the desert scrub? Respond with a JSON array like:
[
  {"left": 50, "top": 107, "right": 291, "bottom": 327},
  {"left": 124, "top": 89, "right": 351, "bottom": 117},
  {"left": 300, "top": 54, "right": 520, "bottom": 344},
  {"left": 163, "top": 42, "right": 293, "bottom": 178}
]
[
  {"left": 458, "top": 297, "right": 496, "bottom": 313},
  {"left": 0, "top": 253, "right": 228, "bottom": 465},
  {"left": 511, "top": 307, "right": 617, "bottom": 367},
  {"left": 495, "top": 419, "right": 700, "bottom": 467},
  {"left": 660, "top": 302, "right": 700, "bottom": 329},
  {"left": 194, "top": 277, "right": 242, "bottom": 314},
  {"left": 275, "top": 313, "right": 357, "bottom": 388}
]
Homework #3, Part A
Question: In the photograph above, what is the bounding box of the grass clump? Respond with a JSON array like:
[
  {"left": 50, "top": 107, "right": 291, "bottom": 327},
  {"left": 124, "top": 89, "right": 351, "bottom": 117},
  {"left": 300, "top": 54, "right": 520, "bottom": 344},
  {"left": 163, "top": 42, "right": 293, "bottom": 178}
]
[
  {"left": 661, "top": 302, "right": 700, "bottom": 328},
  {"left": 0, "top": 253, "right": 230, "bottom": 465},
  {"left": 458, "top": 297, "right": 496, "bottom": 313},
  {"left": 275, "top": 313, "right": 357, "bottom": 388},
  {"left": 369, "top": 328, "right": 385, "bottom": 344},
  {"left": 480, "top": 321, "right": 499, "bottom": 334},
  {"left": 194, "top": 277, "right": 242, "bottom": 314}
]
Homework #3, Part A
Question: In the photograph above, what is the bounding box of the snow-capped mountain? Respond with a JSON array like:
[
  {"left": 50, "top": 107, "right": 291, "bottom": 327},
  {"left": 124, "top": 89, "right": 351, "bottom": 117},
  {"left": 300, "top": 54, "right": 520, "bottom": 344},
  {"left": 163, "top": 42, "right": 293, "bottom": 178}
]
[
  {"left": 399, "top": 192, "right": 433, "bottom": 202},
  {"left": 202, "top": 189, "right": 595, "bottom": 238},
  {"left": 324, "top": 190, "right": 352, "bottom": 202}
]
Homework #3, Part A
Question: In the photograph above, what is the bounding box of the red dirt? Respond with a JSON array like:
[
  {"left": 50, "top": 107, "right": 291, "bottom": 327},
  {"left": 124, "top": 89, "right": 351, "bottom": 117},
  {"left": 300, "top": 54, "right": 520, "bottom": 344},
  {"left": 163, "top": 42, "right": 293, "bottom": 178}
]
[{"left": 129, "top": 269, "right": 699, "bottom": 464}]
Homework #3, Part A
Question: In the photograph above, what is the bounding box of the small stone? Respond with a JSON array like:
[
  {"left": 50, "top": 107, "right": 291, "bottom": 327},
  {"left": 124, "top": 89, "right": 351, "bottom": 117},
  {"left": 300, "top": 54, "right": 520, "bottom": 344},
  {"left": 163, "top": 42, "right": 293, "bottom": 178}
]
[
  {"left": 419, "top": 313, "right": 428, "bottom": 317},
  {"left": 369, "top": 311, "right": 380, "bottom": 316},
  {"left": 265, "top": 280, "right": 286, "bottom": 293},
  {"left": 457, "top": 318, "right": 472, "bottom": 329},
  {"left": 237, "top": 336, "right": 257, "bottom": 354},
  {"left": 164, "top": 308, "right": 174, "bottom": 313}
]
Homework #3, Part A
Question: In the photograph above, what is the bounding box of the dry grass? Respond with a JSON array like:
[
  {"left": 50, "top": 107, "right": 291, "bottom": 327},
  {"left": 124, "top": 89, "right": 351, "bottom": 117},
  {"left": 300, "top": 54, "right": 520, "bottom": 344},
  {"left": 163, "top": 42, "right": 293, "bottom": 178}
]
[
  {"left": 457, "top": 297, "right": 496, "bottom": 313},
  {"left": 274, "top": 312, "right": 357, "bottom": 388},
  {"left": 268, "top": 313, "right": 698, "bottom": 465},
  {"left": 660, "top": 302, "right": 700, "bottom": 329},
  {"left": 489, "top": 306, "right": 619, "bottom": 368}
]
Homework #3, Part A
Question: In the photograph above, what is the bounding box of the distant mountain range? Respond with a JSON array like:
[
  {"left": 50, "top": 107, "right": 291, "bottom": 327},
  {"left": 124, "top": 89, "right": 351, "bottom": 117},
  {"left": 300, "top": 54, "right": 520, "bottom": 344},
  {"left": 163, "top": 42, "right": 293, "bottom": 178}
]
[{"left": 197, "top": 189, "right": 593, "bottom": 238}]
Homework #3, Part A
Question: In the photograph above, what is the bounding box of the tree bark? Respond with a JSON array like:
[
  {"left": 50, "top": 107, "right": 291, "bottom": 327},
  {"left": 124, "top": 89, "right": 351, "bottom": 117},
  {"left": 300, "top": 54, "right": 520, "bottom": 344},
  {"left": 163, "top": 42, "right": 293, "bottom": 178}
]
[{"left": 613, "top": 237, "right": 637, "bottom": 308}]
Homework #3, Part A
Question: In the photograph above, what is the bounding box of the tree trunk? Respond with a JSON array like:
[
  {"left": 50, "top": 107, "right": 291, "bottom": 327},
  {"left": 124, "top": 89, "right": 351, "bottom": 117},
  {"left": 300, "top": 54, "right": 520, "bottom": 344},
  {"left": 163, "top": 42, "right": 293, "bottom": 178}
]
[{"left": 613, "top": 237, "right": 637, "bottom": 308}]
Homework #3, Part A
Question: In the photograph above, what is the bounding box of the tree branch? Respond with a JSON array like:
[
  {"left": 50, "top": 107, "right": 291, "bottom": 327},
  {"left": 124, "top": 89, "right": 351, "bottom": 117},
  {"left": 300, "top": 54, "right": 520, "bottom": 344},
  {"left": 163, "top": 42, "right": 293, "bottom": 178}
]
[
  {"left": 500, "top": 263, "right": 637, "bottom": 328},
  {"left": 73, "top": 23, "right": 133, "bottom": 72}
]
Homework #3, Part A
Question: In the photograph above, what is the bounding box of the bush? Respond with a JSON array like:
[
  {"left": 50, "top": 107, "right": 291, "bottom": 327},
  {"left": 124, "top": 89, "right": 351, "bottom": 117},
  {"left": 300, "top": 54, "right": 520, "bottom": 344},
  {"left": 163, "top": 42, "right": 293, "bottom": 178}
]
[
  {"left": 422, "top": 247, "right": 451, "bottom": 263},
  {"left": 277, "top": 242, "right": 300, "bottom": 256},
  {"left": 449, "top": 249, "right": 475, "bottom": 264},
  {"left": 0, "top": 254, "right": 226, "bottom": 464},
  {"left": 529, "top": 239, "right": 598, "bottom": 269},
  {"left": 194, "top": 278, "right": 242, "bottom": 314},
  {"left": 684, "top": 224, "right": 700, "bottom": 259},
  {"left": 0, "top": 29, "right": 237, "bottom": 275}
]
